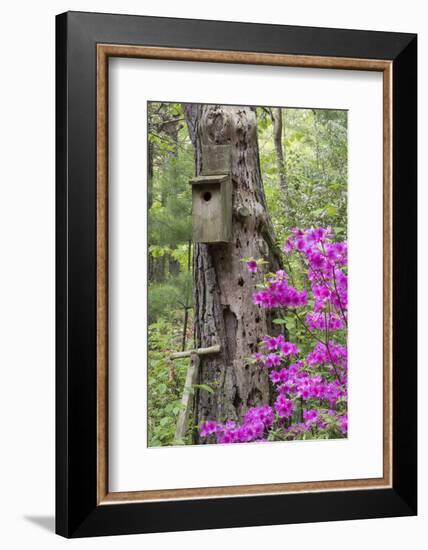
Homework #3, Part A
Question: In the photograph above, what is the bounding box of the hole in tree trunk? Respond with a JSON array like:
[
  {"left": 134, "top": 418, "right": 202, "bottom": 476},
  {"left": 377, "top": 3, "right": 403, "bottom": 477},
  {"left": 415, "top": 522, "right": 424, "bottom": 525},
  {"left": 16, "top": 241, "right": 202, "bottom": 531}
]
[{"left": 223, "top": 306, "right": 238, "bottom": 362}]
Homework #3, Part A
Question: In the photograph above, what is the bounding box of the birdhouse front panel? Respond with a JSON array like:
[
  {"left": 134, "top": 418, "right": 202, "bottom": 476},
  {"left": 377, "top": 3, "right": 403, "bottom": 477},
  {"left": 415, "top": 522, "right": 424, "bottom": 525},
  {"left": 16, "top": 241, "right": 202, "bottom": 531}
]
[{"left": 190, "top": 174, "right": 231, "bottom": 243}]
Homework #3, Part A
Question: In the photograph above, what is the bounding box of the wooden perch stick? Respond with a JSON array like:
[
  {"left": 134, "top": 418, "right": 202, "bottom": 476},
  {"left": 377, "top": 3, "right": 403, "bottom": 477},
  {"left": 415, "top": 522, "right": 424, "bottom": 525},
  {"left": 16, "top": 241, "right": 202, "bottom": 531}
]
[
  {"left": 173, "top": 352, "right": 200, "bottom": 445},
  {"left": 170, "top": 344, "right": 221, "bottom": 360},
  {"left": 172, "top": 345, "right": 221, "bottom": 444}
]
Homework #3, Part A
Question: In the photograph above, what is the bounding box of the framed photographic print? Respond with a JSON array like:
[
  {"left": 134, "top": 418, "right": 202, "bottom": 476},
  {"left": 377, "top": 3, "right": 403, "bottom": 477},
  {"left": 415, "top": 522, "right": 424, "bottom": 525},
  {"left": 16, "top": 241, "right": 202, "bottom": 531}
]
[{"left": 56, "top": 11, "right": 417, "bottom": 538}]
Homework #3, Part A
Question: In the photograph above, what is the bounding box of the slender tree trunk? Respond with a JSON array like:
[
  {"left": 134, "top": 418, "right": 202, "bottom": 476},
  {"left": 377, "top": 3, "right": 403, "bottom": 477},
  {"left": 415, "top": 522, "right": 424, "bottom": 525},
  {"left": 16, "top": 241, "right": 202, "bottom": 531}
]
[
  {"left": 184, "top": 104, "right": 282, "bottom": 442},
  {"left": 272, "top": 108, "right": 287, "bottom": 196},
  {"left": 148, "top": 140, "right": 154, "bottom": 210},
  {"left": 181, "top": 239, "right": 193, "bottom": 351}
]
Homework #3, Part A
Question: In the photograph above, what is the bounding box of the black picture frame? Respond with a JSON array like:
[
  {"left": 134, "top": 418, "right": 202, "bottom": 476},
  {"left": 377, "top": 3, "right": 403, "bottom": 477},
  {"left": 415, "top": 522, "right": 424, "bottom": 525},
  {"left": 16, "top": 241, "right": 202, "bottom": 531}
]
[{"left": 56, "top": 10, "right": 417, "bottom": 538}]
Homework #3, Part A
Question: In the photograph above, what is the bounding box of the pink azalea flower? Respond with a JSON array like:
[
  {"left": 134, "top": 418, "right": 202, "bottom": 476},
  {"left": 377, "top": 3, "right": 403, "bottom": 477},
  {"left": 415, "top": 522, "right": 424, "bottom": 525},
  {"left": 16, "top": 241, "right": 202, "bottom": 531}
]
[
  {"left": 275, "top": 395, "right": 294, "bottom": 418},
  {"left": 246, "top": 260, "right": 258, "bottom": 273},
  {"left": 265, "top": 353, "right": 282, "bottom": 368},
  {"left": 200, "top": 421, "right": 217, "bottom": 437},
  {"left": 303, "top": 409, "right": 319, "bottom": 426},
  {"left": 201, "top": 227, "right": 348, "bottom": 446}
]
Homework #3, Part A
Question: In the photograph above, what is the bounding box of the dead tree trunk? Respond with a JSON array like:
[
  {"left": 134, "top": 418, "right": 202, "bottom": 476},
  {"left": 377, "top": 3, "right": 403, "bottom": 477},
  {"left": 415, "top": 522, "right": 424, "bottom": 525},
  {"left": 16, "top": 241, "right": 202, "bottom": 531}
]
[{"left": 184, "top": 104, "right": 282, "bottom": 442}]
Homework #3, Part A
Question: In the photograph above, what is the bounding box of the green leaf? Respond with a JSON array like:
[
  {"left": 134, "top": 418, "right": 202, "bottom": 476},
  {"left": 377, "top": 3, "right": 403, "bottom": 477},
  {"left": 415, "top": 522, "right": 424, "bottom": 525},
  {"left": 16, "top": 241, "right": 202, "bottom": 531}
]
[
  {"left": 272, "top": 317, "right": 295, "bottom": 330},
  {"left": 313, "top": 207, "right": 324, "bottom": 217},
  {"left": 326, "top": 205, "right": 337, "bottom": 217},
  {"left": 192, "top": 383, "right": 215, "bottom": 394},
  {"left": 285, "top": 318, "right": 295, "bottom": 330}
]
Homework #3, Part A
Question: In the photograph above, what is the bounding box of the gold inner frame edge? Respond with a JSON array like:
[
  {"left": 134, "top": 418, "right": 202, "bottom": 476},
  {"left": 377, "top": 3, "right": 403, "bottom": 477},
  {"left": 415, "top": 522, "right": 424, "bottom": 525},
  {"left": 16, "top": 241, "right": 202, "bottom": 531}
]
[{"left": 96, "top": 44, "right": 393, "bottom": 505}]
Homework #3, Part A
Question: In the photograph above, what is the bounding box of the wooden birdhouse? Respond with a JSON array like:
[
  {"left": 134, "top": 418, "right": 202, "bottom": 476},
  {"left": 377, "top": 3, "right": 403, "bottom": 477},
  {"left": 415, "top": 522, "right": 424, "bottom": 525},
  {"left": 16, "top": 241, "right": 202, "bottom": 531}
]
[{"left": 189, "top": 145, "right": 232, "bottom": 243}]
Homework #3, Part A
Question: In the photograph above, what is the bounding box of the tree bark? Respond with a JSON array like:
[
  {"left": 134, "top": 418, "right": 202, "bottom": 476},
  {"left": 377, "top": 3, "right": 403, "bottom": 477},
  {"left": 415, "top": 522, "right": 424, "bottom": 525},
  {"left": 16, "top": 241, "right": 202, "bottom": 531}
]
[
  {"left": 272, "top": 108, "right": 287, "bottom": 196},
  {"left": 184, "top": 104, "right": 282, "bottom": 442}
]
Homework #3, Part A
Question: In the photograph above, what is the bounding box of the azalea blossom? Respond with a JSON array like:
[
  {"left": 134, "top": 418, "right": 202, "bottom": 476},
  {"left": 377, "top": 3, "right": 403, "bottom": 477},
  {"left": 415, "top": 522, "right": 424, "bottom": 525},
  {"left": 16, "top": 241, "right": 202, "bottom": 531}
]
[
  {"left": 275, "top": 395, "right": 294, "bottom": 418},
  {"left": 246, "top": 260, "right": 258, "bottom": 273},
  {"left": 199, "top": 420, "right": 217, "bottom": 437},
  {"left": 200, "top": 227, "right": 348, "bottom": 445}
]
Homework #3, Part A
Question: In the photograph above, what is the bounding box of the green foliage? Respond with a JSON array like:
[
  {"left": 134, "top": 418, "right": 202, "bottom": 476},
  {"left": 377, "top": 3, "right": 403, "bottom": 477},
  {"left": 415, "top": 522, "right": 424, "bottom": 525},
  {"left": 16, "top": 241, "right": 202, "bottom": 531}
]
[
  {"left": 148, "top": 271, "right": 192, "bottom": 324},
  {"left": 147, "top": 103, "right": 196, "bottom": 446},
  {"left": 147, "top": 317, "right": 191, "bottom": 447},
  {"left": 148, "top": 154, "right": 193, "bottom": 248},
  {"left": 258, "top": 107, "right": 348, "bottom": 242},
  {"left": 148, "top": 102, "right": 194, "bottom": 324}
]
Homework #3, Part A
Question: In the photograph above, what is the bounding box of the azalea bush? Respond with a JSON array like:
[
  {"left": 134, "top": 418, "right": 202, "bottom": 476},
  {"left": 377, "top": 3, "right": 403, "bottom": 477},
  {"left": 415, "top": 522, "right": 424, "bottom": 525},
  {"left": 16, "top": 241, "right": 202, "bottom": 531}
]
[{"left": 200, "top": 226, "right": 348, "bottom": 444}]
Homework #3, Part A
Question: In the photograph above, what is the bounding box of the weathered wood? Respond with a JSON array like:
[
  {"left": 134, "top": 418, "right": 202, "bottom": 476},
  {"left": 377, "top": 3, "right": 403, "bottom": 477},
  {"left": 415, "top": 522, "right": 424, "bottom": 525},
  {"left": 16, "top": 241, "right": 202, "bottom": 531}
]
[
  {"left": 184, "top": 104, "right": 283, "bottom": 443},
  {"left": 173, "top": 353, "right": 200, "bottom": 445},
  {"left": 190, "top": 175, "right": 232, "bottom": 243},
  {"left": 190, "top": 147, "right": 232, "bottom": 243},
  {"left": 190, "top": 174, "right": 228, "bottom": 185},
  {"left": 170, "top": 344, "right": 221, "bottom": 359},
  {"left": 201, "top": 144, "right": 231, "bottom": 174}
]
